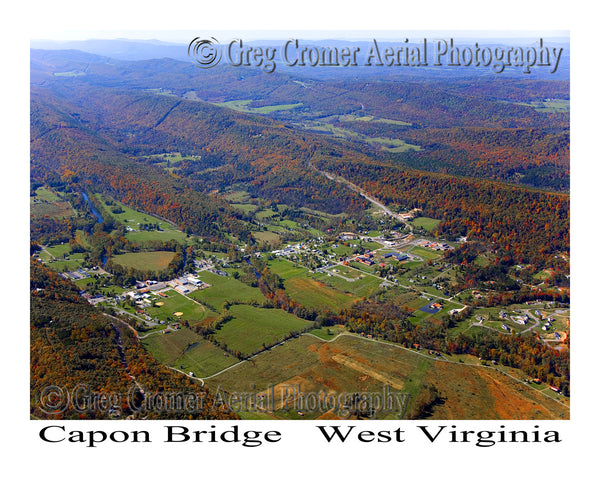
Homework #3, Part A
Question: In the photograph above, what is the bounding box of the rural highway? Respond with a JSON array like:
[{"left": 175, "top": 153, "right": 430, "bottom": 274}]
[{"left": 308, "top": 159, "right": 412, "bottom": 230}]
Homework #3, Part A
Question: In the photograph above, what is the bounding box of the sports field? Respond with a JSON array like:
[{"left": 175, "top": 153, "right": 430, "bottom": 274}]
[{"left": 147, "top": 289, "right": 207, "bottom": 324}]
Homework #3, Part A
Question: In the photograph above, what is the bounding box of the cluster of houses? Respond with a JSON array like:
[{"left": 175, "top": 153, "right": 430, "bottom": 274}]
[
  {"left": 126, "top": 289, "right": 153, "bottom": 303},
  {"left": 355, "top": 252, "right": 376, "bottom": 266},
  {"left": 354, "top": 251, "right": 410, "bottom": 268},
  {"left": 395, "top": 208, "right": 421, "bottom": 221},
  {"left": 193, "top": 259, "right": 212, "bottom": 269},
  {"left": 338, "top": 232, "right": 358, "bottom": 241},
  {"left": 273, "top": 240, "right": 325, "bottom": 257},
  {"left": 271, "top": 239, "right": 337, "bottom": 269},
  {"left": 416, "top": 239, "right": 453, "bottom": 251}
]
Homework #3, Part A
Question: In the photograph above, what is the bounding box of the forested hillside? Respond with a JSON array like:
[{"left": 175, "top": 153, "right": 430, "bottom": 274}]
[{"left": 30, "top": 260, "right": 238, "bottom": 419}]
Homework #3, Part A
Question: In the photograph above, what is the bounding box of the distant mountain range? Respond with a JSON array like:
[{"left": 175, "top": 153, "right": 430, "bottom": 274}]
[{"left": 30, "top": 37, "right": 569, "bottom": 81}]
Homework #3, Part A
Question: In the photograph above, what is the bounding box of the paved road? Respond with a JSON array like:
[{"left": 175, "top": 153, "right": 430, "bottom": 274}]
[{"left": 308, "top": 160, "right": 412, "bottom": 231}]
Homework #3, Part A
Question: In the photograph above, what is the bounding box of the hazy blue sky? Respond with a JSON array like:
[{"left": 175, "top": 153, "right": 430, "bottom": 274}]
[{"left": 32, "top": 30, "right": 569, "bottom": 43}]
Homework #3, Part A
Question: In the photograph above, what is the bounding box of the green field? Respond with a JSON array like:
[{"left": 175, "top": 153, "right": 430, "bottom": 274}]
[
  {"left": 251, "top": 103, "right": 303, "bottom": 113},
  {"left": 215, "top": 99, "right": 303, "bottom": 114},
  {"left": 44, "top": 243, "right": 73, "bottom": 258},
  {"left": 288, "top": 276, "right": 357, "bottom": 310},
  {"left": 125, "top": 230, "right": 189, "bottom": 244},
  {"left": 146, "top": 152, "right": 201, "bottom": 167},
  {"left": 474, "top": 254, "right": 490, "bottom": 267},
  {"left": 313, "top": 269, "right": 383, "bottom": 297},
  {"left": 97, "top": 284, "right": 128, "bottom": 297},
  {"left": 213, "top": 304, "right": 312, "bottom": 356},
  {"left": 304, "top": 121, "right": 420, "bottom": 153},
  {"left": 517, "top": 98, "right": 569, "bottom": 113},
  {"left": 255, "top": 208, "right": 278, "bottom": 220},
  {"left": 331, "top": 239, "right": 382, "bottom": 257},
  {"left": 33, "top": 187, "right": 61, "bottom": 202},
  {"left": 336, "top": 114, "right": 412, "bottom": 126},
  {"left": 329, "top": 265, "right": 366, "bottom": 279},
  {"left": 409, "top": 245, "right": 443, "bottom": 261},
  {"left": 253, "top": 230, "right": 281, "bottom": 244},
  {"left": 93, "top": 194, "right": 189, "bottom": 244},
  {"left": 222, "top": 190, "right": 252, "bottom": 203},
  {"left": 44, "top": 258, "right": 85, "bottom": 272},
  {"left": 204, "top": 333, "right": 427, "bottom": 419},
  {"left": 268, "top": 259, "right": 357, "bottom": 309},
  {"left": 308, "top": 325, "right": 347, "bottom": 340},
  {"left": 142, "top": 328, "right": 238, "bottom": 378},
  {"left": 268, "top": 258, "right": 304, "bottom": 279},
  {"left": 147, "top": 289, "right": 208, "bottom": 324},
  {"left": 42, "top": 245, "right": 85, "bottom": 272},
  {"left": 331, "top": 243, "right": 362, "bottom": 256},
  {"left": 231, "top": 203, "right": 259, "bottom": 214},
  {"left": 31, "top": 200, "right": 75, "bottom": 219},
  {"left": 368, "top": 136, "right": 422, "bottom": 153},
  {"left": 533, "top": 269, "right": 553, "bottom": 281},
  {"left": 53, "top": 70, "right": 86, "bottom": 77},
  {"left": 411, "top": 217, "right": 441, "bottom": 232},
  {"left": 111, "top": 251, "right": 176, "bottom": 271},
  {"left": 31, "top": 187, "right": 76, "bottom": 219},
  {"left": 188, "top": 271, "right": 265, "bottom": 311}
]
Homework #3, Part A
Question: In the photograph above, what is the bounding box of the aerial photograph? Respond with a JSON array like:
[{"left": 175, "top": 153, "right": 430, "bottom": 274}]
[{"left": 29, "top": 31, "right": 570, "bottom": 422}]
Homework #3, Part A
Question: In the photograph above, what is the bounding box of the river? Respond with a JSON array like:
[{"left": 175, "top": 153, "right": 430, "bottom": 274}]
[{"left": 81, "top": 192, "right": 104, "bottom": 224}]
